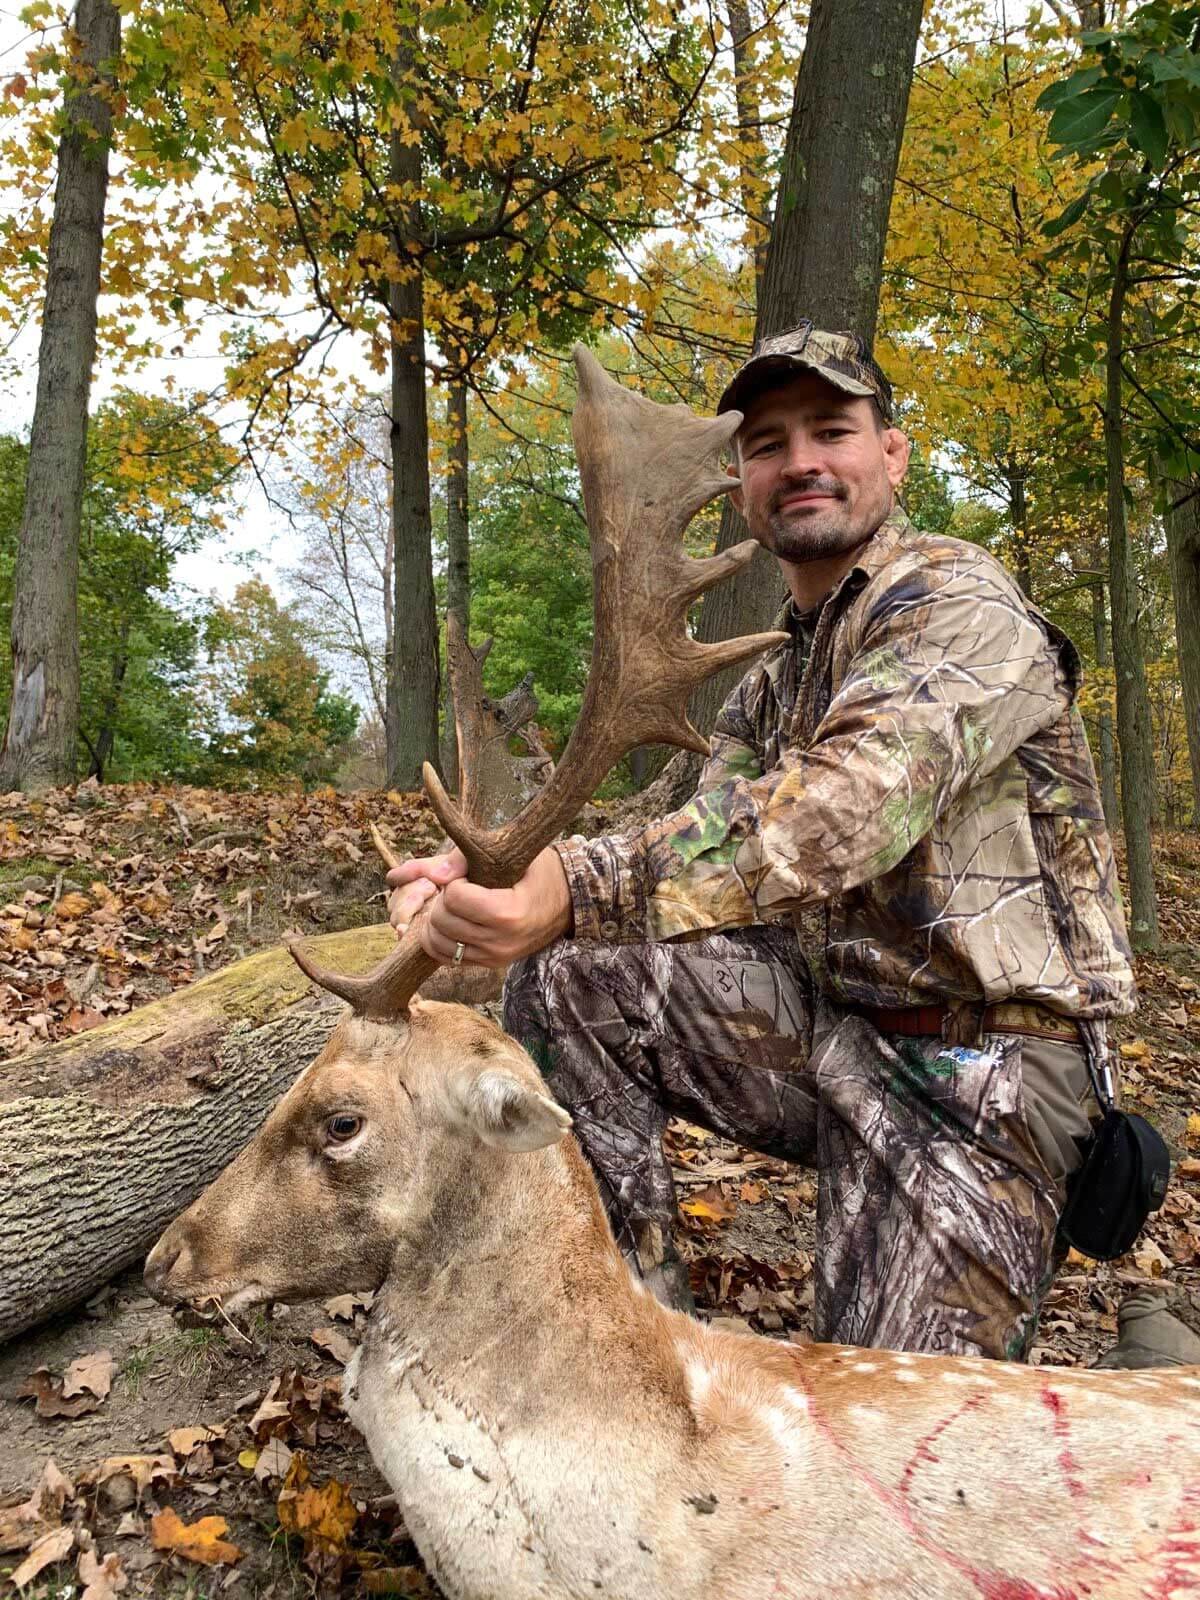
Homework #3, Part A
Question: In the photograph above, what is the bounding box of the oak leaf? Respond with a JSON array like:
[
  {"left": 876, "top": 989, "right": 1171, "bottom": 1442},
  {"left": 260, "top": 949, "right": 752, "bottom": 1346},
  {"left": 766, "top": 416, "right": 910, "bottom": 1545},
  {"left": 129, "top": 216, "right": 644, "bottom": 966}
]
[
  {"left": 680, "top": 1183, "right": 735, "bottom": 1224},
  {"left": 61, "top": 1349, "right": 114, "bottom": 1402},
  {"left": 150, "top": 1508, "right": 242, "bottom": 1567}
]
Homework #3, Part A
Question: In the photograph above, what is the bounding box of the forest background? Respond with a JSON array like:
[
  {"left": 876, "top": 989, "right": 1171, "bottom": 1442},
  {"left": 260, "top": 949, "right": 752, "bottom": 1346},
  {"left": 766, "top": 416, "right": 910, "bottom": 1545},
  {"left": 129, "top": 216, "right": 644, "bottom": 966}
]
[{"left": 0, "top": 0, "right": 1197, "bottom": 963}]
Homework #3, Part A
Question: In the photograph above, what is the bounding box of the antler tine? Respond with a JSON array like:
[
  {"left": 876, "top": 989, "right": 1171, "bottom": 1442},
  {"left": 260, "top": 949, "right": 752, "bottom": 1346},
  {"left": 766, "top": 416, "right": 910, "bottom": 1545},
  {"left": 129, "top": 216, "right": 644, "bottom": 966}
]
[
  {"left": 424, "top": 345, "right": 787, "bottom": 888},
  {"left": 369, "top": 821, "right": 403, "bottom": 872},
  {"left": 287, "top": 925, "right": 439, "bottom": 1023}
]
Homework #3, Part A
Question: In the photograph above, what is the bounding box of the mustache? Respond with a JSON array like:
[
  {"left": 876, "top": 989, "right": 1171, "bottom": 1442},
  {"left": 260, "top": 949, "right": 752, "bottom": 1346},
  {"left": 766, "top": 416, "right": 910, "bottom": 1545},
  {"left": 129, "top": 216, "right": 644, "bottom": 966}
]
[{"left": 770, "top": 476, "right": 848, "bottom": 512}]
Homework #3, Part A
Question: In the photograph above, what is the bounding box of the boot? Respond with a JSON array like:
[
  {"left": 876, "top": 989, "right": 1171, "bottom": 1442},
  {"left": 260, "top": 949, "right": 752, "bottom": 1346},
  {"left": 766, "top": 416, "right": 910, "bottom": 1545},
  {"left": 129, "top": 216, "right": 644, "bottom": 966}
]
[{"left": 1092, "top": 1288, "right": 1200, "bottom": 1370}]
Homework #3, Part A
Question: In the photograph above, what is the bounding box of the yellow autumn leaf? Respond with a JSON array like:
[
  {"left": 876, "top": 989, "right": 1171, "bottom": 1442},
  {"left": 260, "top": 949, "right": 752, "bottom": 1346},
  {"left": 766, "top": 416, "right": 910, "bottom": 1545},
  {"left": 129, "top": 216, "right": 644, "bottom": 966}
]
[{"left": 150, "top": 1508, "right": 242, "bottom": 1567}]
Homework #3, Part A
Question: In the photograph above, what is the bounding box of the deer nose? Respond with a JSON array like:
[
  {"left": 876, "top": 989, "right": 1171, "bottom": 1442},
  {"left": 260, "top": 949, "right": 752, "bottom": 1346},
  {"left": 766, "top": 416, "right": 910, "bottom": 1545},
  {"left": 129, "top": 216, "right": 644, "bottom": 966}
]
[{"left": 143, "top": 1234, "right": 190, "bottom": 1301}]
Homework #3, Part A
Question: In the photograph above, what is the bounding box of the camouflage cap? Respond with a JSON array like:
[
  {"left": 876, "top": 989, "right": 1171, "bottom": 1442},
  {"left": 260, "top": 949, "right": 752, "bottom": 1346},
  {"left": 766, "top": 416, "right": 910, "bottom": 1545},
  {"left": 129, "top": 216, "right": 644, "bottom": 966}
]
[{"left": 717, "top": 321, "right": 895, "bottom": 423}]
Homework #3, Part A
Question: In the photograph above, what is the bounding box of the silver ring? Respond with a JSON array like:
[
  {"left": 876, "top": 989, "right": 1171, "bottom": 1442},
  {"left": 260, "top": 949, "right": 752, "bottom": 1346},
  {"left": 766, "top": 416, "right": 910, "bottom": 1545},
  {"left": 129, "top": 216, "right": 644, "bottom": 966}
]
[{"left": 453, "top": 941, "right": 466, "bottom": 965}]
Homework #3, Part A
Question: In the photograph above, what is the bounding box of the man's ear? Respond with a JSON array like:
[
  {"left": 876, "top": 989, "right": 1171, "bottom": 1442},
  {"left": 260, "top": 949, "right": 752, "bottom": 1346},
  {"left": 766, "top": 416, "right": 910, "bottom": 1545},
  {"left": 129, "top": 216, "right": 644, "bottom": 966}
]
[
  {"left": 725, "top": 458, "right": 744, "bottom": 514},
  {"left": 883, "top": 428, "right": 911, "bottom": 488},
  {"left": 448, "top": 1067, "right": 572, "bottom": 1153}
]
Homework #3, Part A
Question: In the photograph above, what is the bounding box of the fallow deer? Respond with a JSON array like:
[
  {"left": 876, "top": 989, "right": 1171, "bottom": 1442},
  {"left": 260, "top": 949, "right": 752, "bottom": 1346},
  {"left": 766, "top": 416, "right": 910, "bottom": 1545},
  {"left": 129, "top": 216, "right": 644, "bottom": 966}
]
[{"left": 146, "top": 349, "right": 1200, "bottom": 1600}]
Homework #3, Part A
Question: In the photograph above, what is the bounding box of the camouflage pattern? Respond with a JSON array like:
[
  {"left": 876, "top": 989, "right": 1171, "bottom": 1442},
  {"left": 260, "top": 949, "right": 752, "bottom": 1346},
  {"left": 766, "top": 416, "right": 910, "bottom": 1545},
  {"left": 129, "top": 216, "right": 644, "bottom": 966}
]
[
  {"left": 554, "top": 510, "right": 1136, "bottom": 1022},
  {"left": 504, "top": 925, "right": 1064, "bottom": 1360},
  {"left": 717, "top": 322, "right": 896, "bottom": 422}
]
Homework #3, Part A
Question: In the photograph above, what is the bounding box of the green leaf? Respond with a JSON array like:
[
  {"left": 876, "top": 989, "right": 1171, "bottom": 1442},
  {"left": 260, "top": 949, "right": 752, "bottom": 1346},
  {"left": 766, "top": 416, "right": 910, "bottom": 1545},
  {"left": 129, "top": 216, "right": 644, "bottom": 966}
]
[
  {"left": 1042, "top": 193, "right": 1090, "bottom": 238},
  {"left": 1129, "top": 90, "right": 1170, "bottom": 167},
  {"left": 1035, "top": 65, "right": 1103, "bottom": 113},
  {"left": 1046, "top": 88, "right": 1123, "bottom": 149}
]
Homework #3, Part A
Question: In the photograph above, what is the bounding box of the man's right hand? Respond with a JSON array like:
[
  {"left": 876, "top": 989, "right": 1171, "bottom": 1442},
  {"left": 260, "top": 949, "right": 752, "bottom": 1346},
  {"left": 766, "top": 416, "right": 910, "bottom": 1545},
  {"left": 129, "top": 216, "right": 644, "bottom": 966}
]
[{"left": 386, "top": 849, "right": 468, "bottom": 934}]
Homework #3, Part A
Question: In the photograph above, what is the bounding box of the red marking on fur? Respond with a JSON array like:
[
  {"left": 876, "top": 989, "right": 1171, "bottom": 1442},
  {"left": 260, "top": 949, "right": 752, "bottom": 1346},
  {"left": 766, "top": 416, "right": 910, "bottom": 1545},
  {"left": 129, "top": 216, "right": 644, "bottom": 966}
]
[
  {"left": 788, "top": 1360, "right": 1084, "bottom": 1600},
  {"left": 1041, "top": 1384, "right": 1085, "bottom": 1502},
  {"left": 899, "top": 1393, "right": 986, "bottom": 1499}
]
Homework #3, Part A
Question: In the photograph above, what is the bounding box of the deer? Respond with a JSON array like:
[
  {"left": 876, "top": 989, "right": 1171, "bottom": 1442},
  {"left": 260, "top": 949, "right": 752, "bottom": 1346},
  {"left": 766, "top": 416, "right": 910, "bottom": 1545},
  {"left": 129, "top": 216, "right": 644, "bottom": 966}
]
[{"left": 145, "top": 348, "right": 1200, "bottom": 1600}]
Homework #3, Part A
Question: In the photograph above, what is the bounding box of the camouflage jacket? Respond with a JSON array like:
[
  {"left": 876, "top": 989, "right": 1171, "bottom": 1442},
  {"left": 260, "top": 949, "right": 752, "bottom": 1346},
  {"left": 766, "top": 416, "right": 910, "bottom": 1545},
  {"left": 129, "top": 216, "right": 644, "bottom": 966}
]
[{"left": 554, "top": 509, "right": 1136, "bottom": 1019}]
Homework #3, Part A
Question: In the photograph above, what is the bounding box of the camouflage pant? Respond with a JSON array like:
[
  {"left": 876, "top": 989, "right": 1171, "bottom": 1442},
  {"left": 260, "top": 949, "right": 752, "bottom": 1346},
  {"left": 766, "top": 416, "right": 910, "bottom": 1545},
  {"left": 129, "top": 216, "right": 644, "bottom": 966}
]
[{"left": 503, "top": 925, "right": 1070, "bottom": 1361}]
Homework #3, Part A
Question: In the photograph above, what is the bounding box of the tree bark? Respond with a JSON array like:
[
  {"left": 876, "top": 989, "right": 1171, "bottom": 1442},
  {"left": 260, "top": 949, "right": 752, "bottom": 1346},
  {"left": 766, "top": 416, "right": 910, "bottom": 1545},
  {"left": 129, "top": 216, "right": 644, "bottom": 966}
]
[
  {"left": 87, "top": 624, "right": 130, "bottom": 780},
  {"left": 440, "top": 377, "right": 471, "bottom": 790},
  {"left": 1165, "top": 476, "right": 1200, "bottom": 826},
  {"left": 384, "top": 38, "right": 440, "bottom": 791},
  {"left": 727, "top": 0, "right": 769, "bottom": 296},
  {"left": 1090, "top": 557, "right": 1120, "bottom": 832},
  {"left": 0, "top": 924, "right": 501, "bottom": 1345},
  {"left": 0, "top": 0, "right": 120, "bottom": 792},
  {"left": 1105, "top": 229, "right": 1159, "bottom": 950},
  {"left": 691, "top": 0, "right": 925, "bottom": 737},
  {"left": 1007, "top": 462, "right": 1033, "bottom": 600}
]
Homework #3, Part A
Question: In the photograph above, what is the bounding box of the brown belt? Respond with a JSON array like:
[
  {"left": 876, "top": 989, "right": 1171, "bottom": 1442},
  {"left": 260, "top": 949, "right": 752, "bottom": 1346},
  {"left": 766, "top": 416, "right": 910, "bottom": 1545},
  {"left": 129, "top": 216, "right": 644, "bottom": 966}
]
[{"left": 861, "top": 1001, "right": 1082, "bottom": 1045}]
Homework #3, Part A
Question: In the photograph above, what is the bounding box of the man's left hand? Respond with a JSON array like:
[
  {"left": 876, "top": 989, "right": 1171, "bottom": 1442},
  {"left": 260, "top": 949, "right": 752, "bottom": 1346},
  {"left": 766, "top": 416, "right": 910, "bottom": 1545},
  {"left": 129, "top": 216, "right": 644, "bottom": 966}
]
[{"left": 414, "top": 846, "right": 573, "bottom": 969}]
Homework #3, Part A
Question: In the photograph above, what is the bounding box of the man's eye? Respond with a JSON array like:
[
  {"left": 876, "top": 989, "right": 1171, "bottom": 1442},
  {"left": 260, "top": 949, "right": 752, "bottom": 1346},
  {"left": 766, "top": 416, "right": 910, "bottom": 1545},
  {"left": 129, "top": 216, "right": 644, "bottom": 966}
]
[{"left": 326, "top": 1114, "right": 363, "bottom": 1143}]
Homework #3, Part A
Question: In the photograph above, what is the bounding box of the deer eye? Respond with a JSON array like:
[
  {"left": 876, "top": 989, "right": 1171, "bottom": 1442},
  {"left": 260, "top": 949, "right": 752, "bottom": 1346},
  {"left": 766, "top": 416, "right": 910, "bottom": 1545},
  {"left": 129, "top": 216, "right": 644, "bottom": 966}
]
[{"left": 326, "top": 1114, "right": 363, "bottom": 1144}]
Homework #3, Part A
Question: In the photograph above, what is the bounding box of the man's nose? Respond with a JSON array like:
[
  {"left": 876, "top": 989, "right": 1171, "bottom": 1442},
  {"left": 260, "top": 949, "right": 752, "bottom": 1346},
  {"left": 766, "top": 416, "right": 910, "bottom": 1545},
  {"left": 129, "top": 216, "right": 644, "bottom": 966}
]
[{"left": 776, "top": 432, "right": 824, "bottom": 480}]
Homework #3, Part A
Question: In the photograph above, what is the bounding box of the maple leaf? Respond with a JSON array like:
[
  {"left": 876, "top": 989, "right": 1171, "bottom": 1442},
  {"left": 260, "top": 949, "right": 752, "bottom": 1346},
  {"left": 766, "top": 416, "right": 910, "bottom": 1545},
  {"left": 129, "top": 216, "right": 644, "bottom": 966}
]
[
  {"left": 150, "top": 1508, "right": 243, "bottom": 1567},
  {"left": 166, "top": 1423, "right": 226, "bottom": 1458},
  {"left": 277, "top": 1454, "right": 359, "bottom": 1552}
]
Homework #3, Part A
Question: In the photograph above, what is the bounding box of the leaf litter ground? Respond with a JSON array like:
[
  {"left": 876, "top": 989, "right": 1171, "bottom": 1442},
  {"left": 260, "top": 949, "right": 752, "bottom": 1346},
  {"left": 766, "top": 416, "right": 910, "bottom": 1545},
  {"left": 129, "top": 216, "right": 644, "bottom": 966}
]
[{"left": 2, "top": 784, "right": 1200, "bottom": 1595}]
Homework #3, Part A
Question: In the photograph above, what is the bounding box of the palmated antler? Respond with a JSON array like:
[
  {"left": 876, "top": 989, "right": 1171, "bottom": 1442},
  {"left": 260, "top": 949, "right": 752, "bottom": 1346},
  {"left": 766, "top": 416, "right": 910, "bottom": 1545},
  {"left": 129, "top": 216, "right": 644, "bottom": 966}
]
[{"left": 290, "top": 345, "right": 784, "bottom": 1021}]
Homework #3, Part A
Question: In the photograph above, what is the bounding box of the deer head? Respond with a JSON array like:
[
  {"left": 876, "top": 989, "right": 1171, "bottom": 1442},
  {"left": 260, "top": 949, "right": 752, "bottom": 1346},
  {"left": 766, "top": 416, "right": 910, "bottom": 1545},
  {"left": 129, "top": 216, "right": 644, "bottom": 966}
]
[
  {"left": 143, "top": 1001, "right": 570, "bottom": 1312},
  {"left": 145, "top": 346, "right": 783, "bottom": 1318}
]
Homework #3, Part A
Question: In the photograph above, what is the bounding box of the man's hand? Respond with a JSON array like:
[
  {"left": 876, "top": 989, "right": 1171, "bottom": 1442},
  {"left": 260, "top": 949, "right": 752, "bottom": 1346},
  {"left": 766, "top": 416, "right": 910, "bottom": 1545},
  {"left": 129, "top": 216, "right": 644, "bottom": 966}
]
[{"left": 386, "top": 846, "right": 573, "bottom": 968}]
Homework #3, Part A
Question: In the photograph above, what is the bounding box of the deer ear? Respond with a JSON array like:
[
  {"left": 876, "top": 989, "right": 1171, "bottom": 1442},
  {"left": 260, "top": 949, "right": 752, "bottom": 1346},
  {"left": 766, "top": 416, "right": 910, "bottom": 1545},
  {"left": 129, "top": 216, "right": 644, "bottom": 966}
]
[{"left": 449, "top": 1067, "right": 572, "bottom": 1153}]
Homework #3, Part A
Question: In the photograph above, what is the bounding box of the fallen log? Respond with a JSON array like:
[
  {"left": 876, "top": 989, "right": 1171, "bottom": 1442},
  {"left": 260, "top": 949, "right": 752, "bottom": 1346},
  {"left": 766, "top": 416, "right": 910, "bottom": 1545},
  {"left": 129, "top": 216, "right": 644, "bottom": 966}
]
[{"left": 0, "top": 924, "right": 502, "bottom": 1345}]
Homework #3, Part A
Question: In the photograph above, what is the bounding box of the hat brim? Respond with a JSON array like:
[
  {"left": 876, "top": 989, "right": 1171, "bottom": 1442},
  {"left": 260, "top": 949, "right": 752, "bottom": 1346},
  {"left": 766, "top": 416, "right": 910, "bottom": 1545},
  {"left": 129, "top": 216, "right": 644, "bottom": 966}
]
[{"left": 717, "top": 353, "right": 877, "bottom": 417}]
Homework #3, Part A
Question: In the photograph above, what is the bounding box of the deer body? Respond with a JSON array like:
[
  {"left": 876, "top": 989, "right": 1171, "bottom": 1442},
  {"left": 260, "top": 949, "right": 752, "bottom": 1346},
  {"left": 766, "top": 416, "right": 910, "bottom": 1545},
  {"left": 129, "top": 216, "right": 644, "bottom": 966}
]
[
  {"left": 147, "top": 1006, "right": 1200, "bottom": 1600},
  {"left": 344, "top": 1124, "right": 1200, "bottom": 1600}
]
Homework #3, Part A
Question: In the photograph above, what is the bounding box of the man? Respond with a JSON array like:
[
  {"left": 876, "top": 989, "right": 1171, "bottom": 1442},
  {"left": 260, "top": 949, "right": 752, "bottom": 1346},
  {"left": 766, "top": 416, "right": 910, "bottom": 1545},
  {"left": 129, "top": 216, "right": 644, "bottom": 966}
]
[{"left": 390, "top": 323, "right": 1137, "bottom": 1362}]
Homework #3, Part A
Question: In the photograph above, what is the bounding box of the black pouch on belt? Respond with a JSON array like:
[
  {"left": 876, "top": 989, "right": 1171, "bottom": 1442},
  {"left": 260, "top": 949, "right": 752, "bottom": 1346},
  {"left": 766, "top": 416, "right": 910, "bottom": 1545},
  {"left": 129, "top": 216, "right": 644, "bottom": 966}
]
[{"left": 1055, "top": 1022, "right": 1170, "bottom": 1261}]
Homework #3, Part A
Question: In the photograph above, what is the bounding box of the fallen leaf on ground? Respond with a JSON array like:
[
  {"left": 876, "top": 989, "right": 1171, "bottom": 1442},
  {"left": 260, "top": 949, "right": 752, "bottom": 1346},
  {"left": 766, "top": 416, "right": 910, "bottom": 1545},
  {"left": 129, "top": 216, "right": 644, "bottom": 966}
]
[
  {"left": 324, "top": 1291, "right": 374, "bottom": 1322},
  {"left": 311, "top": 1326, "right": 355, "bottom": 1365},
  {"left": 167, "top": 1424, "right": 226, "bottom": 1458},
  {"left": 1188, "top": 1114, "right": 1200, "bottom": 1151},
  {"left": 150, "top": 1508, "right": 242, "bottom": 1567},
  {"left": 277, "top": 1454, "right": 358, "bottom": 1551},
  {"left": 361, "top": 1568, "right": 436, "bottom": 1596},
  {"left": 680, "top": 1183, "right": 736, "bottom": 1225},
  {"left": 1178, "top": 1158, "right": 1200, "bottom": 1181},
  {"left": 1134, "top": 1237, "right": 1171, "bottom": 1277},
  {"left": 61, "top": 1349, "right": 114, "bottom": 1402},
  {"left": 9, "top": 1524, "right": 74, "bottom": 1587},
  {"left": 78, "top": 1547, "right": 128, "bottom": 1600},
  {"left": 254, "top": 1437, "right": 294, "bottom": 1484},
  {"left": 16, "top": 1366, "right": 102, "bottom": 1419},
  {"left": 114, "top": 1515, "right": 143, "bottom": 1538},
  {"left": 93, "top": 1455, "right": 177, "bottom": 1500},
  {"left": 1121, "top": 1039, "right": 1152, "bottom": 1063}
]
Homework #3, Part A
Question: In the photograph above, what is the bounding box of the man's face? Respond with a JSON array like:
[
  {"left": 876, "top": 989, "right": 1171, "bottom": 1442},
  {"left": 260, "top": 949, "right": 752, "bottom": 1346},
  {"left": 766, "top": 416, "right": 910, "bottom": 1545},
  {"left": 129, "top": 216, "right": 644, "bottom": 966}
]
[{"left": 732, "top": 373, "right": 910, "bottom": 564}]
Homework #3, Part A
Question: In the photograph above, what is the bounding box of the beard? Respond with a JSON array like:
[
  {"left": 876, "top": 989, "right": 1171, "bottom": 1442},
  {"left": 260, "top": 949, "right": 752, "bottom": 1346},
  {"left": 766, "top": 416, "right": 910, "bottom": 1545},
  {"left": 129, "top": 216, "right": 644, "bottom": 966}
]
[{"left": 753, "top": 475, "right": 882, "bottom": 563}]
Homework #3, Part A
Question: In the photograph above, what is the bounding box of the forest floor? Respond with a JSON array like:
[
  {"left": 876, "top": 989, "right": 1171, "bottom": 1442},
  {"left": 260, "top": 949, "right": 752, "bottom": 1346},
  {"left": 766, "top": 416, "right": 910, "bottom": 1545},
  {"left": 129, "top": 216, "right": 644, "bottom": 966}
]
[{"left": 2, "top": 781, "right": 1200, "bottom": 1597}]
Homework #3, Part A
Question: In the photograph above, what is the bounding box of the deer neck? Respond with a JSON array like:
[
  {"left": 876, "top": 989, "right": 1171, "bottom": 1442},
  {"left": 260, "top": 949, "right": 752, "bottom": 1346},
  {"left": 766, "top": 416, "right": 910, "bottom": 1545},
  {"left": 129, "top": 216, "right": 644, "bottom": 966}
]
[{"left": 369, "top": 1132, "right": 674, "bottom": 1400}]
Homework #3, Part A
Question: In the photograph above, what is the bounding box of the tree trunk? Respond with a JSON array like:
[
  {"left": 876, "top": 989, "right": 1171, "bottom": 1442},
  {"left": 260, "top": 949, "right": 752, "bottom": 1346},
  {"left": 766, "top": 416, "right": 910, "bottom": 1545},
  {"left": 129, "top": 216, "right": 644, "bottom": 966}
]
[
  {"left": 1105, "top": 231, "right": 1159, "bottom": 950},
  {"left": 1090, "top": 558, "right": 1120, "bottom": 832},
  {"left": 384, "top": 41, "right": 440, "bottom": 792},
  {"left": 691, "top": 0, "right": 925, "bottom": 737},
  {"left": 0, "top": 0, "right": 120, "bottom": 792},
  {"left": 727, "top": 0, "right": 769, "bottom": 296},
  {"left": 1165, "top": 476, "right": 1200, "bottom": 826},
  {"left": 440, "top": 377, "right": 471, "bottom": 790},
  {"left": 0, "top": 924, "right": 501, "bottom": 1345},
  {"left": 87, "top": 626, "right": 130, "bottom": 780},
  {"left": 1007, "top": 462, "right": 1033, "bottom": 599}
]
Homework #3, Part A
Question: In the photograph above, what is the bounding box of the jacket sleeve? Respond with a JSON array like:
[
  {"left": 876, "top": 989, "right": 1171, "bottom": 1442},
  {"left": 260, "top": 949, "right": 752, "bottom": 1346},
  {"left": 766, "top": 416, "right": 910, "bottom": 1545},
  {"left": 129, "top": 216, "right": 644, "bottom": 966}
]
[{"left": 554, "top": 557, "right": 1072, "bottom": 944}]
